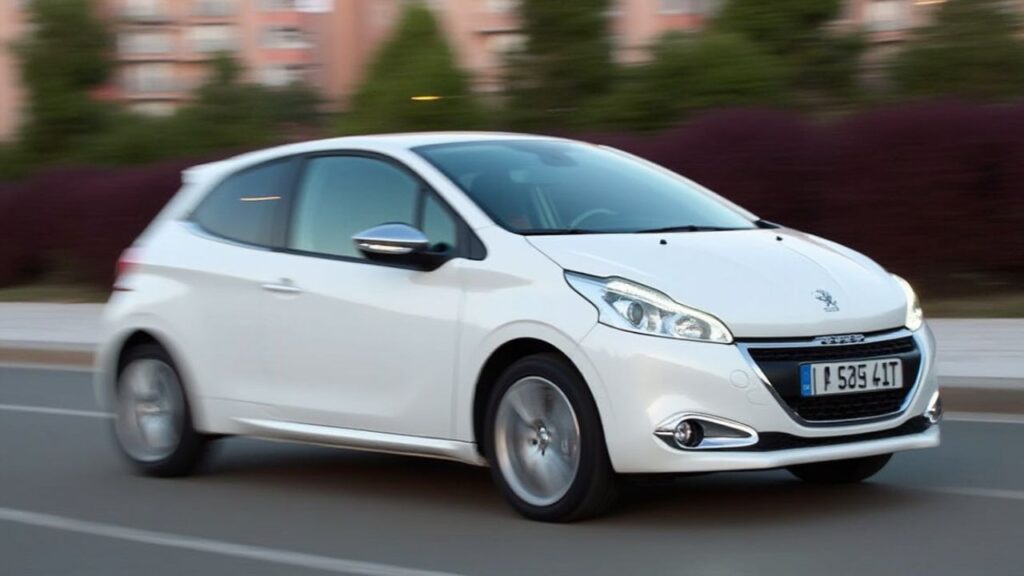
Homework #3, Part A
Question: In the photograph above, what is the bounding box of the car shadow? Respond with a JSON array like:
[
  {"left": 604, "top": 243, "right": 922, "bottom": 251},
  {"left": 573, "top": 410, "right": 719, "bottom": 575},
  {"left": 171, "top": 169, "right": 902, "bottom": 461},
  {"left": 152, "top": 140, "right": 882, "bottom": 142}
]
[{"left": 196, "top": 437, "right": 930, "bottom": 528}]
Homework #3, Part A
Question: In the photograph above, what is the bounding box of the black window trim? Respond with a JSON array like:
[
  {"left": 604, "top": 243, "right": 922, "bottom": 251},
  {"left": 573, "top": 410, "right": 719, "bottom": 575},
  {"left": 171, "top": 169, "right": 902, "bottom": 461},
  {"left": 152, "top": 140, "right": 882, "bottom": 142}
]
[
  {"left": 277, "top": 149, "right": 486, "bottom": 270},
  {"left": 185, "top": 150, "right": 487, "bottom": 268}
]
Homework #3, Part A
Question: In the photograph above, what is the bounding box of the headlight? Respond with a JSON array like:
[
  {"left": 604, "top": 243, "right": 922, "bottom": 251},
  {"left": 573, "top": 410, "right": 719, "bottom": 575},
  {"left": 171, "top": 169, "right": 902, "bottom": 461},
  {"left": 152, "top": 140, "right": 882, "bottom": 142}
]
[
  {"left": 892, "top": 275, "right": 924, "bottom": 331},
  {"left": 565, "top": 272, "right": 733, "bottom": 344}
]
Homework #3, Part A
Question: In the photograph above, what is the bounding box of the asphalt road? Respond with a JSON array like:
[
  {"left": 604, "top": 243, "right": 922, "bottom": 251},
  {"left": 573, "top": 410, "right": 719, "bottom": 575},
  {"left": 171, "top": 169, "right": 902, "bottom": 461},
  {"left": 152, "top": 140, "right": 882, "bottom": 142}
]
[{"left": 1, "top": 366, "right": 1022, "bottom": 576}]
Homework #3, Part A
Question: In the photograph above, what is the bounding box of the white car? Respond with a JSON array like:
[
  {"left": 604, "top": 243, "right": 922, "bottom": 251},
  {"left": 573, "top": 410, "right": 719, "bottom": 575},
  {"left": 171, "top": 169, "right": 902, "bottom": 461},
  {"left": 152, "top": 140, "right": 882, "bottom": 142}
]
[{"left": 96, "top": 133, "right": 941, "bottom": 522}]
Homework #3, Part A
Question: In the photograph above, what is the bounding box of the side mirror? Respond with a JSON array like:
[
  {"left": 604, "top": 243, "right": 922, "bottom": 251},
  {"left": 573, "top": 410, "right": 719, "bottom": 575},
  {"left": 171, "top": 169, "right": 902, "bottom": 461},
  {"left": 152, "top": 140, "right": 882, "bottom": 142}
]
[{"left": 352, "top": 223, "right": 448, "bottom": 270}]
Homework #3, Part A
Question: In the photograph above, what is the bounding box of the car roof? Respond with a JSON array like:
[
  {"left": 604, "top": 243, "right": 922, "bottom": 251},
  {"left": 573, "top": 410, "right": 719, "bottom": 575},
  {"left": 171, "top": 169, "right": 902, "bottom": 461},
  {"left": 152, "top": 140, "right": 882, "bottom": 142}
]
[
  {"left": 209, "top": 131, "right": 567, "bottom": 172},
  {"left": 319, "top": 131, "right": 562, "bottom": 148}
]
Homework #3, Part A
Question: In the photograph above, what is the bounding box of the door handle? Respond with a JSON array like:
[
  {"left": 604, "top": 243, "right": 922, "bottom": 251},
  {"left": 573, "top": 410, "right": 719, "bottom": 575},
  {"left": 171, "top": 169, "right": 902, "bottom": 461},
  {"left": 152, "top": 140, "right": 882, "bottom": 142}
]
[{"left": 261, "top": 279, "right": 302, "bottom": 295}]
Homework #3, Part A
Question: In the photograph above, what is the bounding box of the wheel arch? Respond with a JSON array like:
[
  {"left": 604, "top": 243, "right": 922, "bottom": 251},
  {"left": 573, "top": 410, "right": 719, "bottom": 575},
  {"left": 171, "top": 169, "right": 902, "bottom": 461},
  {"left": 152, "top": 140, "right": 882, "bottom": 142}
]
[
  {"left": 95, "top": 323, "right": 201, "bottom": 425},
  {"left": 470, "top": 336, "right": 610, "bottom": 458}
]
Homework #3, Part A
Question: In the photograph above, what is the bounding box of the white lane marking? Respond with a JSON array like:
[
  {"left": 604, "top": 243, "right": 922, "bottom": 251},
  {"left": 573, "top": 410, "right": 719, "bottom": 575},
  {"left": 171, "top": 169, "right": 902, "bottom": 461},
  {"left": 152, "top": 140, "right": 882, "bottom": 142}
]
[
  {"left": 944, "top": 412, "right": 1024, "bottom": 425},
  {"left": 925, "top": 487, "right": 1024, "bottom": 502},
  {"left": 0, "top": 362, "right": 93, "bottom": 373},
  {"left": 0, "top": 403, "right": 111, "bottom": 419},
  {"left": 0, "top": 507, "right": 466, "bottom": 576}
]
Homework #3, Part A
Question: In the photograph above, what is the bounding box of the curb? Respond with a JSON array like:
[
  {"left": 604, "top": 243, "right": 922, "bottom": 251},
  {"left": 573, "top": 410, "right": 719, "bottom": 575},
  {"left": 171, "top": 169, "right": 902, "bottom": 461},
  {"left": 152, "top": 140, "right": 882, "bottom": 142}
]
[
  {"left": 939, "top": 386, "right": 1024, "bottom": 416},
  {"left": 0, "top": 344, "right": 94, "bottom": 369},
  {"left": 1, "top": 345, "right": 1022, "bottom": 416}
]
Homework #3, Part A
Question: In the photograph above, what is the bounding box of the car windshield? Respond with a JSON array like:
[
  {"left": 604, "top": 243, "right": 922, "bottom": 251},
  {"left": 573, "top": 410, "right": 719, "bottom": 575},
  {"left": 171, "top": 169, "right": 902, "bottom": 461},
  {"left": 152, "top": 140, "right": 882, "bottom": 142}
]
[{"left": 414, "top": 140, "right": 756, "bottom": 235}]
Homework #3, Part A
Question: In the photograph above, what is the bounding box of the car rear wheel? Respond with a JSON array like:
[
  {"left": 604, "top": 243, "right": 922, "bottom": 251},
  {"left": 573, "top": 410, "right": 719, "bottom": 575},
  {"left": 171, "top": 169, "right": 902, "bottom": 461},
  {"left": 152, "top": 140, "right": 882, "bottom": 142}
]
[
  {"left": 114, "top": 343, "right": 208, "bottom": 477},
  {"left": 787, "top": 453, "right": 892, "bottom": 484},
  {"left": 485, "top": 354, "right": 617, "bottom": 522}
]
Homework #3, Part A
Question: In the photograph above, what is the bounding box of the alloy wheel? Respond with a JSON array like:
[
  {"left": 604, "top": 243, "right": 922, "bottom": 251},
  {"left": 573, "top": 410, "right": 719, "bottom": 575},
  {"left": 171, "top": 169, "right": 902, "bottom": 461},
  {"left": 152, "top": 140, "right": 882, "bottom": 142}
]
[{"left": 493, "top": 376, "right": 582, "bottom": 507}]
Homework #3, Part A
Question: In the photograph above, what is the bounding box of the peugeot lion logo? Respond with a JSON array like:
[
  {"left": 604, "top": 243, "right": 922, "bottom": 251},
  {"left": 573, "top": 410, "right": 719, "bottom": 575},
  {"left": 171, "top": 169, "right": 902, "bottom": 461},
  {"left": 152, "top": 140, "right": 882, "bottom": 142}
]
[{"left": 814, "top": 289, "right": 840, "bottom": 312}]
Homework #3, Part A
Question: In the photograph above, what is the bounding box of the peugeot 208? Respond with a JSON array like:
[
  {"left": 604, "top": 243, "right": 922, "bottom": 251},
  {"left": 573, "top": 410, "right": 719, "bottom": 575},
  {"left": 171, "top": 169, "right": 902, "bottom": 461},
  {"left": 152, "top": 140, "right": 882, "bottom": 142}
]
[{"left": 96, "top": 133, "right": 941, "bottom": 522}]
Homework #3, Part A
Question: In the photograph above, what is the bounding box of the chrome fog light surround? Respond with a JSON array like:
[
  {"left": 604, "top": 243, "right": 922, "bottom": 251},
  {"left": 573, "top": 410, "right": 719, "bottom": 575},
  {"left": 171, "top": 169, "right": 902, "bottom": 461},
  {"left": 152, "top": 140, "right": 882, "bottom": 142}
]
[
  {"left": 924, "top": 390, "right": 943, "bottom": 424},
  {"left": 655, "top": 414, "right": 758, "bottom": 451}
]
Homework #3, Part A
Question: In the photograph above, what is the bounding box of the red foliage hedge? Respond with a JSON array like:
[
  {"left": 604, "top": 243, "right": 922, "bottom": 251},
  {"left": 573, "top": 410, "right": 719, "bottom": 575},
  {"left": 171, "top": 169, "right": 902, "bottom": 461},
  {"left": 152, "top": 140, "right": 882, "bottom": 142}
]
[
  {"left": 1, "top": 102, "right": 1022, "bottom": 289},
  {"left": 0, "top": 158, "right": 202, "bottom": 285}
]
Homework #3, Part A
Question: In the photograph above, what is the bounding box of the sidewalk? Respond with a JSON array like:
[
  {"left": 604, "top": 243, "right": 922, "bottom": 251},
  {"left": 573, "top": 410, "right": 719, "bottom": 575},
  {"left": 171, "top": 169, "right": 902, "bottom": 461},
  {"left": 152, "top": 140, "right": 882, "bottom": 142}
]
[
  {"left": 0, "top": 303, "right": 100, "bottom": 367},
  {"left": 1, "top": 303, "right": 1022, "bottom": 413}
]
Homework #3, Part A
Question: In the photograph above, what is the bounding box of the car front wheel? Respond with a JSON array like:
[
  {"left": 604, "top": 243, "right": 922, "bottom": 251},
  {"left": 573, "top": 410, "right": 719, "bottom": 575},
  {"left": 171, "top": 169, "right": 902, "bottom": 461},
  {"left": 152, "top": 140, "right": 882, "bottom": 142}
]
[
  {"left": 787, "top": 453, "right": 892, "bottom": 484},
  {"left": 485, "top": 354, "right": 617, "bottom": 522}
]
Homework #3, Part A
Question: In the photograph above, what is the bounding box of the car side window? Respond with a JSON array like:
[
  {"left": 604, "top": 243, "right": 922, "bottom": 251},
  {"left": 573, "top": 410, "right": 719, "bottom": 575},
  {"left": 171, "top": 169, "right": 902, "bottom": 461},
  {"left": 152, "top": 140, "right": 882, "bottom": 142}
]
[
  {"left": 422, "top": 193, "right": 458, "bottom": 252},
  {"left": 291, "top": 156, "right": 422, "bottom": 259},
  {"left": 192, "top": 160, "right": 292, "bottom": 246}
]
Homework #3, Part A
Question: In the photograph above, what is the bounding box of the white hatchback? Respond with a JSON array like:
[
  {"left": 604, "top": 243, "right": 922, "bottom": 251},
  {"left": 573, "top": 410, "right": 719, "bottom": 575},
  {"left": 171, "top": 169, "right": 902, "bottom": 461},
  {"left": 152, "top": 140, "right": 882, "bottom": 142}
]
[{"left": 96, "top": 133, "right": 941, "bottom": 522}]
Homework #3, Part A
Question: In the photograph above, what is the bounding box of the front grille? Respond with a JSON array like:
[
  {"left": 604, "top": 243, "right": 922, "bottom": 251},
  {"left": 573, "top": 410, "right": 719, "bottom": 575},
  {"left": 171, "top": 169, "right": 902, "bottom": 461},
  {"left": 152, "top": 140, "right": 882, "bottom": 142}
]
[
  {"left": 745, "top": 335, "right": 922, "bottom": 423},
  {"left": 786, "top": 389, "right": 908, "bottom": 421},
  {"left": 747, "top": 337, "right": 917, "bottom": 363}
]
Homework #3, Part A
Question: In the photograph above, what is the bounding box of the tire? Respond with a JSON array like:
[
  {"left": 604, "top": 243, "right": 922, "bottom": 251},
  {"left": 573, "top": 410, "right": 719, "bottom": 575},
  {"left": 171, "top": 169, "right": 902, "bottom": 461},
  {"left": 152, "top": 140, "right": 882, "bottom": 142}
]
[
  {"left": 113, "top": 343, "right": 208, "bottom": 477},
  {"left": 484, "top": 353, "right": 617, "bottom": 522},
  {"left": 787, "top": 453, "right": 892, "bottom": 484}
]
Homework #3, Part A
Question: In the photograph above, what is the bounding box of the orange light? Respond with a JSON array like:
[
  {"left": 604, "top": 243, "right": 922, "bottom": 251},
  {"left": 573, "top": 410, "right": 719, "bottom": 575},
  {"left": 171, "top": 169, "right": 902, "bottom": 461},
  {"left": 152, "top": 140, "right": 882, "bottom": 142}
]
[{"left": 410, "top": 95, "right": 443, "bottom": 102}]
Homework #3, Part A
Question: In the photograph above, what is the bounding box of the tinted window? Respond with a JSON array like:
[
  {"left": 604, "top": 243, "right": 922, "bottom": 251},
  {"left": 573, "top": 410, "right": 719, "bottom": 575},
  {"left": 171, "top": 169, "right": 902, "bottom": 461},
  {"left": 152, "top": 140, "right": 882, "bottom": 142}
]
[
  {"left": 192, "top": 160, "right": 292, "bottom": 246},
  {"left": 422, "top": 194, "right": 458, "bottom": 251},
  {"left": 415, "top": 140, "right": 755, "bottom": 235},
  {"left": 291, "top": 156, "right": 421, "bottom": 258}
]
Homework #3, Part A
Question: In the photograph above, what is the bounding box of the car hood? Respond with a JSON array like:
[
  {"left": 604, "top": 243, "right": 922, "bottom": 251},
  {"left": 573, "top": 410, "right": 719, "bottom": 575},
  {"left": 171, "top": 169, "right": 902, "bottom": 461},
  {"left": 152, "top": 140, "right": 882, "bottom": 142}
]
[{"left": 527, "top": 228, "right": 908, "bottom": 338}]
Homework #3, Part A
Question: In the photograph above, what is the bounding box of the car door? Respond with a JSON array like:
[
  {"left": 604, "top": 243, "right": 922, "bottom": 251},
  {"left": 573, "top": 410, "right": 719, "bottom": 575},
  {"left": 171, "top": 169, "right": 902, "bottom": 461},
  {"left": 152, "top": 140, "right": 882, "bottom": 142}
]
[
  {"left": 180, "top": 157, "right": 298, "bottom": 406},
  {"left": 259, "top": 153, "right": 467, "bottom": 439}
]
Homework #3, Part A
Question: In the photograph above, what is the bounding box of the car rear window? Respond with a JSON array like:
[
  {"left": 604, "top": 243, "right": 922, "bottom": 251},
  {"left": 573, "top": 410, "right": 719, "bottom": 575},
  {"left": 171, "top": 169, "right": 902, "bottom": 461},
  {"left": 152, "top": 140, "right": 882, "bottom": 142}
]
[{"left": 191, "top": 159, "right": 294, "bottom": 247}]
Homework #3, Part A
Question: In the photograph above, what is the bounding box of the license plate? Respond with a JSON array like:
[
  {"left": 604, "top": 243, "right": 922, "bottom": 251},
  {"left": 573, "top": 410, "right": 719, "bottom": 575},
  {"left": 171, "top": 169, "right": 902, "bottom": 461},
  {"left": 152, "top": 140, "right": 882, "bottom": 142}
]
[{"left": 800, "top": 358, "right": 903, "bottom": 397}]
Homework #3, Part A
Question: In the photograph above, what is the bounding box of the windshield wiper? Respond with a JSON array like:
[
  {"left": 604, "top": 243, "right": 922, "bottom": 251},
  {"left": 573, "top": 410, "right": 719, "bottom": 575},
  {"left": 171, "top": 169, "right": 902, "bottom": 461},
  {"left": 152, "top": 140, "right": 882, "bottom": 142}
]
[
  {"left": 635, "top": 225, "right": 745, "bottom": 234},
  {"left": 519, "top": 228, "right": 610, "bottom": 236}
]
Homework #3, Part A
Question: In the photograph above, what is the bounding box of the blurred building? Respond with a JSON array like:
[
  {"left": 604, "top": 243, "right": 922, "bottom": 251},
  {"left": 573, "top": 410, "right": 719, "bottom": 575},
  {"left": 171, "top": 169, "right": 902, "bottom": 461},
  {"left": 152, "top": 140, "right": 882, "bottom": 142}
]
[
  {"left": 0, "top": 0, "right": 29, "bottom": 142},
  {"left": 6, "top": 0, "right": 1022, "bottom": 142},
  {"left": 0, "top": 0, "right": 725, "bottom": 140},
  {"left": 106, "top": 0, "right": 400, "bottom": 116},
  {"left": 0, "top": 0, "right": 400, "bottom": 139}
]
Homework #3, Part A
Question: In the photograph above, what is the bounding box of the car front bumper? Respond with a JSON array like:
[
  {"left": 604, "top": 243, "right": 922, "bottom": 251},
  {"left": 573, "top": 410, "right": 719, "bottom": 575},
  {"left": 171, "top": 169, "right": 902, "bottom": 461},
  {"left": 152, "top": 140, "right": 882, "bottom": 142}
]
[{"left": 580, "top": 323, "right": 941, "bottom": 474}]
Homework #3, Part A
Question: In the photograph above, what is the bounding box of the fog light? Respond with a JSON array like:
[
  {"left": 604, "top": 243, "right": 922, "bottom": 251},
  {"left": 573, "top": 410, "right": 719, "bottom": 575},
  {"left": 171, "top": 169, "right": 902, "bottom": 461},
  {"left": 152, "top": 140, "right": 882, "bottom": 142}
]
[
  {"left": 655, "top": 414, "right": 758, "bottom": 451},
  {"left": 925, "top": 391, "right": 943, "bottom": 424},
  {"left": 673, "top": 419, "right": 704, "bottom": 448}
]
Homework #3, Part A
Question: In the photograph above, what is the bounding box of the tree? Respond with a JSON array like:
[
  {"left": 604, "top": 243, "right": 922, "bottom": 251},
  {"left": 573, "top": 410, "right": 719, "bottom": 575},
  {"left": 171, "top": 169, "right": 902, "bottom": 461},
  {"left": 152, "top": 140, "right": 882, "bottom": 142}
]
[
  {"left": 582, "top": 32, "right": 789, "bottom": 131},
  {"left": 15, "top": 0, "right": 113, "bottom": 164},
  {"left": 338, "top": 3, "right": 484, "bottom": 134},
  {"left": 889, "top": 0, "right": 1024, "bottom": 100},
  {"left": 716, "top": 0, "right": 841, "bottom": 57},
  {"left": 77, "top": 55, "right": 323, "bottom": 165},
  {"left": 715, "top": 0, "right": 865, "bottom": 102},
  {"left": 504, "top": 0, "right": 614, "bottom": 128}
]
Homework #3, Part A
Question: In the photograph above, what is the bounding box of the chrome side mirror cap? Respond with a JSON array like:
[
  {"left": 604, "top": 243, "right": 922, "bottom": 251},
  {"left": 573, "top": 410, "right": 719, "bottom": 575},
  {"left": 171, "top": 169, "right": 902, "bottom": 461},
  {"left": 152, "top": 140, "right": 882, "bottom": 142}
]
[
  {"left": 353, "top": 223, "right": 430, "bottom": 256},
  {"left": 352, "top": 223, "right": 447, "bottom": 270}
]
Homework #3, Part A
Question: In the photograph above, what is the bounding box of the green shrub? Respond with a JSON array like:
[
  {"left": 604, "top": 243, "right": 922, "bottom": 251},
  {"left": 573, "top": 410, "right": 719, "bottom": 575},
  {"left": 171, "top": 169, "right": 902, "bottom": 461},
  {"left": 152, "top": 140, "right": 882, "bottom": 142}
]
[
  {"left": 582, "top": 32, "right": 789, "bottom": 131},
  {"left": 890, "top": 0, "right": 1024, "bottom": 100},
  {"left": 338, "top": 4, "right": 485, "bottom": 135}
]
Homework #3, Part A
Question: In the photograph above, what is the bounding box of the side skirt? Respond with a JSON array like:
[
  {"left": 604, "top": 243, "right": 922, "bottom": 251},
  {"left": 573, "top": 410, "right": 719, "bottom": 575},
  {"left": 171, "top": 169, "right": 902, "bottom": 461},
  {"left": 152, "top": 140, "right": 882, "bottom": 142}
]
[{"left": 233, "top": 418, "right": 487, "bottom": 466}]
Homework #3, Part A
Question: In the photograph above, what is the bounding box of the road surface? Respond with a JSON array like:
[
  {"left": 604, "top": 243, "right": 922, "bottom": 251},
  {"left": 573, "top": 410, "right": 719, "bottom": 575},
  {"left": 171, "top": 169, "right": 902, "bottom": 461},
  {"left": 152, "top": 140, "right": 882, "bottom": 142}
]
[{"left": 1, "top": 366, "right": 1022, "bottom": 576}]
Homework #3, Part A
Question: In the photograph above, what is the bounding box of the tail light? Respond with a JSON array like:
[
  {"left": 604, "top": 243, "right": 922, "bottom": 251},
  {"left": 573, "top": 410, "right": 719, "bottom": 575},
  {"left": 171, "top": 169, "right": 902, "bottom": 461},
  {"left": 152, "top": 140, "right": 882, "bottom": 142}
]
[{"left": 114, "top": 248, "right": 139, "bottom": 291}]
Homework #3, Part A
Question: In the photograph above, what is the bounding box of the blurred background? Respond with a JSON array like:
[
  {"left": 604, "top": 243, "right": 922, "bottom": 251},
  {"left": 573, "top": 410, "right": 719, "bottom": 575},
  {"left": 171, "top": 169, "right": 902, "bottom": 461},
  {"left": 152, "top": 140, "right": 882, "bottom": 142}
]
[{"left": 0, "top": 0, "right": 1022, "bottom": 313}]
